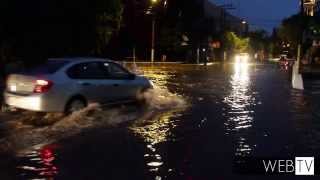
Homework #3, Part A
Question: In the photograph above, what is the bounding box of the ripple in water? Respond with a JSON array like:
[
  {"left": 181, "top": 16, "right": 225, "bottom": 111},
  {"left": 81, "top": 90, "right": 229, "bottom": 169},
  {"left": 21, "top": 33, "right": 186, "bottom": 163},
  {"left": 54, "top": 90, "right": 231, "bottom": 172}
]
[{"left": 127, "top": 65, "right": 189, "bottom": 180}]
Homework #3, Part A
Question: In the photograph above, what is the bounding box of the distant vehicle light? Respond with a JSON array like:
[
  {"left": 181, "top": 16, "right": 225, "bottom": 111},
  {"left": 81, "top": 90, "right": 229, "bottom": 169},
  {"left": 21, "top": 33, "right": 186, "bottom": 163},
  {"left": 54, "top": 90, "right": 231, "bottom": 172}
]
[{"left": 235, "top": 53, "right": 250, "bottom": 63}]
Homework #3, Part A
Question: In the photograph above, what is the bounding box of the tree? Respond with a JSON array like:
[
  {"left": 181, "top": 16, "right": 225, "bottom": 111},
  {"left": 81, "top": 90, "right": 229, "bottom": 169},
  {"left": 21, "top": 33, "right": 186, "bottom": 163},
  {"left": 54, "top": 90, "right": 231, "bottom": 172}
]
[
  {"left": 277, "top": 14, "right": 302, "bottom": 52},
  {"left": 247, "top": 30, "right": 273, "bottom": 58},
  {"left": 157, "top": 21, "right": 190, "bottom": 60},
  {"left": 277, "top": 13, "right": 320, "bottom": 58},
  {"left": 248, "top": 30, "right": 268, "bottom": 52},
  {"left": 95, "top": 0, "right": 123, "bottom": 55},
  {"left": 224, "top": 32, "right": 250, "bottom": 54},
  {"left": 0, "top": 0, "right": 123, "bottom": 64}
]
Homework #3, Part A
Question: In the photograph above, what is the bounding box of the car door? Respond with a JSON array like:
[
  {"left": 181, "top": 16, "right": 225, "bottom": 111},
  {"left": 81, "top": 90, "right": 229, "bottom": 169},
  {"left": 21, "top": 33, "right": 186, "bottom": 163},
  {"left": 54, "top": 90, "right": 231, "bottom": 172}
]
[
  {"left": 67, "top": 62, "right": 112, "bottom": 104},
  {"left": 103, "top": 62, "right": 139, "bottom": 101}
]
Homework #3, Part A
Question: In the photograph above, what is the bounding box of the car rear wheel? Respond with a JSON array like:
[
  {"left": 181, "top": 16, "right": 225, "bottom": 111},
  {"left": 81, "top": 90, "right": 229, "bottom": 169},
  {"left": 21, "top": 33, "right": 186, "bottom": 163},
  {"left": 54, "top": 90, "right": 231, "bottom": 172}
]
[
  {"left": 1, "top": 104, "right": 10, "bottom": 113},
  {"left": 65, "top": 98, "right": 86, "bottom": 114}
]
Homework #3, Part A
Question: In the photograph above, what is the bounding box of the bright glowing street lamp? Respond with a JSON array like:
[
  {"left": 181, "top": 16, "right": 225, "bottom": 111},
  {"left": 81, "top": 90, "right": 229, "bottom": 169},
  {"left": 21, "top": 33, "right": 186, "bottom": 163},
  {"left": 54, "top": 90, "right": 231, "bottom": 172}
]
[{"left": 241, "top": 20, "right": 247, "bottom": 36}]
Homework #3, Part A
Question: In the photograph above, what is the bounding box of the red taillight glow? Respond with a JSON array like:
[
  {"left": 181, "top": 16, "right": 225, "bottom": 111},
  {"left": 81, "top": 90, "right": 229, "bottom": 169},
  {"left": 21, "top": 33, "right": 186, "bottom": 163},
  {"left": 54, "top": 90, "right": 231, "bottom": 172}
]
[{"left": 34, "top": 79, "right": 53, "bottom": 93}]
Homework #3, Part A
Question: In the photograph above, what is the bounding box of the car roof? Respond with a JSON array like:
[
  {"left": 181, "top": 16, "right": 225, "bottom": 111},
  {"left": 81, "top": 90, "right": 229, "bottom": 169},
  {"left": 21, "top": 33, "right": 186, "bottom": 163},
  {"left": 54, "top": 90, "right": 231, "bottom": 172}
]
[{"left": 48, "top": 57, "right": 116, "bottom": 64}]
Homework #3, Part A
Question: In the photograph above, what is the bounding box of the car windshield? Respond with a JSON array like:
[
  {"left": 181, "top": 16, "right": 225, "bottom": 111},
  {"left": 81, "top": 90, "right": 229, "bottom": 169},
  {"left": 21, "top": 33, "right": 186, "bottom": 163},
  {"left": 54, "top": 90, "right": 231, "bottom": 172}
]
[{"left": 21, "top": 60, "right": 69, "bottom": 75}]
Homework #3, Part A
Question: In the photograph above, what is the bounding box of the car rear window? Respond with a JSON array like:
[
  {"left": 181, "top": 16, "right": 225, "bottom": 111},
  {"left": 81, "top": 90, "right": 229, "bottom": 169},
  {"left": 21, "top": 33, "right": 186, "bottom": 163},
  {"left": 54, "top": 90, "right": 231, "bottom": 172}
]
[{"left": 22, "top": 60, "right": 69, "bottom": 75}]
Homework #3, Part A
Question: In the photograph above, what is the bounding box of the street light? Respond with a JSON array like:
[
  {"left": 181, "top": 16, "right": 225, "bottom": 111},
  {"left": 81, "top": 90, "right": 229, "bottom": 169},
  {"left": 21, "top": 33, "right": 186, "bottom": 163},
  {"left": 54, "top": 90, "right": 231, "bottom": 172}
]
[{"left": 241, "top": 20, "right": 247, "bottom": 36}]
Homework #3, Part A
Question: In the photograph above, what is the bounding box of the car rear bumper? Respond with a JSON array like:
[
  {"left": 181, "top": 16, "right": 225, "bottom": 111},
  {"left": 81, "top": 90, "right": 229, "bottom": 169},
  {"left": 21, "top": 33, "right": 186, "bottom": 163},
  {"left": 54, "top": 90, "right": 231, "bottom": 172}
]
[{"left": 4, "top": 91, "right": 64, "bottom": 112}]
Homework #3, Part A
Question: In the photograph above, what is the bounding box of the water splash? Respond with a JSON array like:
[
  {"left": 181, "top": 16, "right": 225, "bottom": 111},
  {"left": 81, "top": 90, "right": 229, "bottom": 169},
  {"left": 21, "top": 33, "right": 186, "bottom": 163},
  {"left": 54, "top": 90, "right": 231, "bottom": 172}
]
[
  {"left": 130, "top": 87, "right": 188, "bottom": 180},
  {"left": 0, "top": 87, "right": 187, "bottom": 154},
  {"left": 0, "top": 64, "right": 188, "bottom": 179}
]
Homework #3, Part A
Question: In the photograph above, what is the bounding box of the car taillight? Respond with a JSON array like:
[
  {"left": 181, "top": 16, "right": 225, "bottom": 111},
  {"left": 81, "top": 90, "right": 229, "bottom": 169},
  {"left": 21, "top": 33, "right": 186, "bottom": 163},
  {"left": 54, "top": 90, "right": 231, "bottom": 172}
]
[{"left": 34, "top": 79, "right": 53, "bottom": 93}]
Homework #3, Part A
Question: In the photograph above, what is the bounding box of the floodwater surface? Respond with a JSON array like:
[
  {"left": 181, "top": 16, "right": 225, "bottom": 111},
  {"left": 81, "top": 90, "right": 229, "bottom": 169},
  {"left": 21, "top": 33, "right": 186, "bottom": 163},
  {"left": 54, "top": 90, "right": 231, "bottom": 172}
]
[{"left": 0, "top": 62, "right": 319, "bottom": 180}]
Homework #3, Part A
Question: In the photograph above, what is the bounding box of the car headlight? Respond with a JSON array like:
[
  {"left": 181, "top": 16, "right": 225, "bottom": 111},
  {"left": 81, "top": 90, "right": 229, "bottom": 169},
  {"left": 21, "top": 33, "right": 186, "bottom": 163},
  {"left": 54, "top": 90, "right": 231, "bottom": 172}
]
[
  {"left": 243, "top": 55, "right": 249, "bottom": 62},
  {"left": 235, "top": 55, "right": 241, "bottom": 63}
]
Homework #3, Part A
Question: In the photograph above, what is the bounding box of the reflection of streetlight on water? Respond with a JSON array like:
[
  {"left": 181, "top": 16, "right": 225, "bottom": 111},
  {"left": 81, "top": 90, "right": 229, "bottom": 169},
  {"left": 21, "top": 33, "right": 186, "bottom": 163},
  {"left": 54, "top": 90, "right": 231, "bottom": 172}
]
[
  {"left": 223, "top": 62, "right": 256, "bottom": 157},
  {"left": 234, "top": 60, "right": 249, "bottom": 82},
  {"left": 130, "top": 111, "right": 178, "bottom": 180}
]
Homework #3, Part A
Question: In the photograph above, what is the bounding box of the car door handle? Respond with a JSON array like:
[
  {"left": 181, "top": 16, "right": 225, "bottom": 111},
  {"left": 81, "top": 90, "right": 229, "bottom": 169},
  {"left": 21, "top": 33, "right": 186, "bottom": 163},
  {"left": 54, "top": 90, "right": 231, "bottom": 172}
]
[{"left": 113, "top": 84, "right": 119, "bottom": 87}]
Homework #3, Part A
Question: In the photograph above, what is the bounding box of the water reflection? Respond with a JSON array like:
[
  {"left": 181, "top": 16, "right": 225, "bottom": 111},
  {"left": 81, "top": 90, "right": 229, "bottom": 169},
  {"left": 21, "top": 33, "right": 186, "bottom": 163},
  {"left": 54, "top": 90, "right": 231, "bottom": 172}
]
[
  {"left": 234, "top": 62, "right": 249, "bottom": 82},
  {"left": 224, "top": 62, "right": 256, "bottom": 157},
  {"left": 17, "top": 144, "right": 59, "bottom": 179},
  {"left": 131, "top": 111, "right": 179, "bottom": 145},
  {"left": 130, "top": 110, "right": 183, "bottom": 179},
  {"left": 138, "top": 68, "right": 176, "bottom": 91},
  {"left": 290, "top": 82, "right": 320, "bottom": 153},
  {"left": 129, "top": 65, "right": 187, "bottom": 180}
]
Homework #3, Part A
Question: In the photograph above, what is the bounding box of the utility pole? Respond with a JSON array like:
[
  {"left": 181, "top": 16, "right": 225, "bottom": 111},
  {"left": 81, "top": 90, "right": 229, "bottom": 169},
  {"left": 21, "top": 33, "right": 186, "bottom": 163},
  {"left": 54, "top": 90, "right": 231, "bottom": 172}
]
[
  {"left": 292, "top": 0, "right": 305, "bottom": 90},
  {"left": 196, "top": 48, "right": 200, "bottom": 64},
  {"left": 301, "top": 0, "right": 304, "bottom": 14},
  {"left": 150, "top": 0, "right": 158, "bottom": 63},
  {"left": 298, "top": 0, "right": 305, "bottom": 66},
  {"left": 132, "top": 0, "right": 137, "bottom": 63},
  {"left": 151, "top": 18, "right": 155, "bottom": 63},
  {"left": 219, "top": 4, "right": 236, "bottom": 31}
]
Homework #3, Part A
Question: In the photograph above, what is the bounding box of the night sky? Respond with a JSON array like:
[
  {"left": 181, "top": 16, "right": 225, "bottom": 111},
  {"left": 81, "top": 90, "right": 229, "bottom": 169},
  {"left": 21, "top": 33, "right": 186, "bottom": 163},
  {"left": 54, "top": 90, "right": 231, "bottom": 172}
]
[{"left": 211, "top": 0, "right": 300, "bottom": 32}]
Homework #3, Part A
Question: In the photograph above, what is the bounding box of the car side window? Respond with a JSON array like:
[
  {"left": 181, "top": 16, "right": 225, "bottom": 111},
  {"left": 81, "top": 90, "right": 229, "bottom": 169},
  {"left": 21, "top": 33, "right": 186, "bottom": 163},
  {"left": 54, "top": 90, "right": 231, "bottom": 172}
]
[
  {"left": 104, "top": 63, "right": 131, "bottom": 79},
  {"left": 102, "top": 62, "right": 111, "bottom": 76},
  {"left": 67, "top": 62, "right": 106, "bottom": 79}
]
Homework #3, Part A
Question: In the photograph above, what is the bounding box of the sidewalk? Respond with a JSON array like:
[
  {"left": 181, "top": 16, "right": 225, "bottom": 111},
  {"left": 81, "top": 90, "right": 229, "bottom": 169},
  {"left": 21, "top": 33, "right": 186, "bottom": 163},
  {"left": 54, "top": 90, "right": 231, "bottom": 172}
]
[
  {"left": 301, "top": 65, "right": 320, "bottom": 79},
  {"left": 123, "top": 61, "right": 183, "bottom": 64},
  {"left": 123, "top": 61, "right": 221, "bottom": 66}
]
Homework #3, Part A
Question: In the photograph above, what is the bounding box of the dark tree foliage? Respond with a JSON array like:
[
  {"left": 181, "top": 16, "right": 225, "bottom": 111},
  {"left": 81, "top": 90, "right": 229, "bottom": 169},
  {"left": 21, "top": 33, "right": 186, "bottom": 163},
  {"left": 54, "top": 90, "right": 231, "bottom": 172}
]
[
  {"left": 0, "top": 0, "right": 240, "bottom": 63},
  {"left": 277, "top": 14, "right": 320, "bottom": 55},
  {"left": 116, "top": 0, "right": 207, "bottom": 60},
  {"left": 0, "top": 0, "right": 123, "bottom": 65}
]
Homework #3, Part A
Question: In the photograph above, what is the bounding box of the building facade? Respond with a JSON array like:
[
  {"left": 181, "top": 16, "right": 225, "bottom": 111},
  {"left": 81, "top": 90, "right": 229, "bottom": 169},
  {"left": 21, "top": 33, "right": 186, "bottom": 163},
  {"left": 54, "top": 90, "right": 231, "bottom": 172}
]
[
  {"left": 315, "top": 0, "right": 320, "bottom": 16},
  {"left": 201, "top": 0, "right": 247, "bottom": 35},
  {"left": 304, "top": 0, "right": 317, "bottom": 16}
]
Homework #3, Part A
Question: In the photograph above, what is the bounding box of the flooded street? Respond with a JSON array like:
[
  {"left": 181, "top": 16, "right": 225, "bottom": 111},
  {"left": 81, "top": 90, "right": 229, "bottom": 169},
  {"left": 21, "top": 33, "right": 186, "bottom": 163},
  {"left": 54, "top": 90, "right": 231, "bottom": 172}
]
[{"left": 1, "top": 63, "right": 320, "bottom": 179}]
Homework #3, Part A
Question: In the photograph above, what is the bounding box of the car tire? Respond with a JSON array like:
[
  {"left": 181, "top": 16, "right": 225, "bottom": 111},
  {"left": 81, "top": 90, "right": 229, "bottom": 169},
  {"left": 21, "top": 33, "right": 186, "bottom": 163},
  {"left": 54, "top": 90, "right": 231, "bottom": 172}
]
[
  {"left": 65, "top": 98, "right": 87, "bottom": 114},
  {"left": 1, "top": 104, "right": 10, "bottom": 113}
]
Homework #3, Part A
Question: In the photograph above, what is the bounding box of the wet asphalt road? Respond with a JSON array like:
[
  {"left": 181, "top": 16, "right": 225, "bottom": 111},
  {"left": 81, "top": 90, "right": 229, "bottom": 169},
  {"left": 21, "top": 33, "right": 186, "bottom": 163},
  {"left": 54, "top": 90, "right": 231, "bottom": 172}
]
[{"left": 1, "top": 62, "right": 320, "bottom": 180}]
